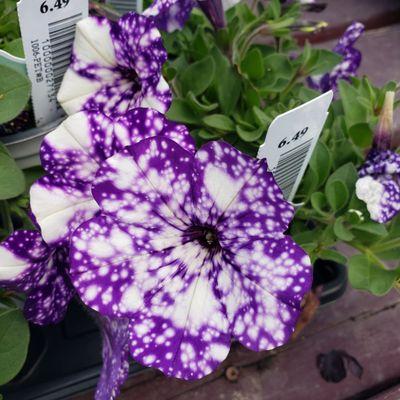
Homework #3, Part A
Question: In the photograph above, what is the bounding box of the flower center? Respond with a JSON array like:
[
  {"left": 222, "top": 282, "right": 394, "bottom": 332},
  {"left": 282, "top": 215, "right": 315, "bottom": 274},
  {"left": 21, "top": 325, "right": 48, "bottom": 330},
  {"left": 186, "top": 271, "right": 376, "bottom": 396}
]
[
  {"left": 118, "top": 66, "right": 141, "bottom": 91},
  {"left": 185, "top": 226, "right": 221, "bottom": 252}
]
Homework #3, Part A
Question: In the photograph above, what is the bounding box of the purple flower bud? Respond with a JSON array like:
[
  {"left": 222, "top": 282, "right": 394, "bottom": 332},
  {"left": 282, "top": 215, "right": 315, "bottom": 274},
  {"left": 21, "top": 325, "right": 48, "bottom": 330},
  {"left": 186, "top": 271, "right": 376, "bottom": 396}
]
[
  {"left": 198, "top": 0, "right": 225, "bottom": 29},
  {"left": 373, "top": 91, "right": 395, "bottom": 151}
]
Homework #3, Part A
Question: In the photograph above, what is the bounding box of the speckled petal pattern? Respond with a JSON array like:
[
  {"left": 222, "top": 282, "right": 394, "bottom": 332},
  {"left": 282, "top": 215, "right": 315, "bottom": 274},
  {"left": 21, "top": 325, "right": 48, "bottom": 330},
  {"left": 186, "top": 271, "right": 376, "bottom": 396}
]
[
  {"left": 0, "top": 230, "right": 48, "bottom": 290},
  {"left": 356, "top": 149, "right": 400, "bottom": 223},
  {"left": 191, "top": 140, "right": 294, "bottom": 233},
  {"left": 23, "top": 247, "right": 74, "bottom": 325},
  {"left": 94, "top": 314, "right": 130, "bottom": 400},
  {"left": 0, "top": 231, "right": 74, "bottom": 325},
  {"left": 144, "top": 0, "right": 195, "bottom": 32},
  {"left": 31, "top": 109, "right": 195, "bottom": 246},
  {"left": 57, "top": 13, "right": 171, "bottom": 116},
  {"left": 308, "top": 22, "right": 365, "bottom": 92},
  {"left": 70, "top": 137, "right": 312, "bottom": 380}
]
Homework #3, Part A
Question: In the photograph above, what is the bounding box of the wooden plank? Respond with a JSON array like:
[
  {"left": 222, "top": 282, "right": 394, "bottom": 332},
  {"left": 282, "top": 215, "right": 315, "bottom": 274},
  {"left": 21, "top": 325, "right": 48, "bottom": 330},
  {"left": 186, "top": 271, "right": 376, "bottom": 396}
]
[{"left": 73, "top": 287, "right": 400, "bottom": 400}]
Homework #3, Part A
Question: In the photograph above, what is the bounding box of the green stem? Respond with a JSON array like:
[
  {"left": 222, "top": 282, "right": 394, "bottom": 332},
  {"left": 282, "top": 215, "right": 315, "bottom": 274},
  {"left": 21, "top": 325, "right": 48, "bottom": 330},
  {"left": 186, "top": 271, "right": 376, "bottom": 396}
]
[
  {"left": 370, "top": 238, "right": 400, "bottom": 253},
  {"left": 350, "top": 242, "right": 389, "bottom": 270}
]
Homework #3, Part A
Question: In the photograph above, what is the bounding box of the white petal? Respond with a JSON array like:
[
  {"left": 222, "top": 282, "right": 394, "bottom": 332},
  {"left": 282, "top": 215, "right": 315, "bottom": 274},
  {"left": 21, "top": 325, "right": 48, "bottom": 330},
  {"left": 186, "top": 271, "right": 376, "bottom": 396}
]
[{"left": 0, "top": 247, "right": 29, "bottom": 280}]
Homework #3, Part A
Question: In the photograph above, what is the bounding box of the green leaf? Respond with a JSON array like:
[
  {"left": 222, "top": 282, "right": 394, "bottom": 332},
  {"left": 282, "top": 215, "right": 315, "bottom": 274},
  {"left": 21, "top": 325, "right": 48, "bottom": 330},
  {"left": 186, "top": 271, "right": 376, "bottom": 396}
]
[
  {"left": 166, "top": 99, "right": 201, "bottom": 125},
  {"left": 2, "top": 38, "right": 24, "bottom": 58},
  {"left": 197, "top": 129, "right": 220, "bottom": 139},
  {"left": 0, "top": 65, "right": 31, "bottom": 124},
  {"left": 348, "top": 254, "right": 400, "bottom": 296},
  {"left": 307, "top": 49, "right": 342, "bottom": 75},
  {"left": 241, "top": 48, "right": 264, "bottom": 80},
  {"left": 310, "top": 192, "right": 329, "bottom": 216},
  {"left": 252, "top": 106, "right": 271, "bottom": 128},
  {"left": 181, "top": 56, "right": 215, "bottom": 96},
  {"left": 348, "top": 122, "right": 373, "bottom": 148},
  {"left": 309, "top": 141, "right": 332, "bottom": 186},
  {"left": 352, "top": 222, "right": 388, "bottom": 237},
  {"left": 338, "top": 80, "right": 369, "bottom": 127},
  {"left": 325, "top": 180, "right": 349, "bottom": 211},
  {"left": 203, "top": 114, "right": 235, "bottom": 132},
  {"left": 333, "top": 216, "right": 354, "bottom": 241},
  {"left": 326, "top": 162, "right": 358, "bottom": 194},
  {"left": 186, "top": 91, "right": 218, "bottom": 113},
  {"left": 256, "top": 54, "right": 294, "bottom": 93},
  {"left": 0, "top": 308, "right": 30, "bottom": 385},
  {"left": 0, "top": 142, "right": 25, "bottom": 200},
  {"left": 319, "top": 248, "right": 347, "bottom": 265},
  {"left": 236, "top": 125, "right": 263, "bottom": 142}
]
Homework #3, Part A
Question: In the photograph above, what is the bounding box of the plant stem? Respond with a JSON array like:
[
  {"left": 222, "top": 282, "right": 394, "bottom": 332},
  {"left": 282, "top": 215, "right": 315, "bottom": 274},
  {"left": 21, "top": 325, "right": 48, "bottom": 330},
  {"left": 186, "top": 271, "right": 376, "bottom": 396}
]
[{"left": 0, "top": 200, "right": 13, "bottom": 235}]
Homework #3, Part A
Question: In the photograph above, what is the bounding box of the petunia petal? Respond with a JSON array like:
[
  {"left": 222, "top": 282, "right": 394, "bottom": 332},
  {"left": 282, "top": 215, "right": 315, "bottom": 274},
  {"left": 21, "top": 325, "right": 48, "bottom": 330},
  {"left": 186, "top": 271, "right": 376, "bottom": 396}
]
[
  {"left": 192, "top": 140, "right": 294, "bottom": 236},
  {"left": 94, "top": 314, "right": 131, "bottom": 400},
  {"left": 356, "top": 149, "right": 400, "bottom": 223},
  {"left": 216, "top": 236, "right": 312, "bottom": 351},
  {"left": 58, "top": 13, "right": 171, "bottom": 116},
  {"left": 0, "top": 230, "right": 48, "bottom": 290},
  {"left": 30, "top": 175, "right": 99, "bottom": 246},
  {"left": 127, "top": 249, "right": 230, "bottom": 380},
  {"left": 70, "top": 214, "right": 189, "bottom": 318},
  {"left": 144, "top": 0, "right": 195, "bottom": 32},
  {"left": 92, "top": 137, "right": 195, "bottom": 227},
  {"left": 23, "top": 247, "right": 74, "bottom": 325}
]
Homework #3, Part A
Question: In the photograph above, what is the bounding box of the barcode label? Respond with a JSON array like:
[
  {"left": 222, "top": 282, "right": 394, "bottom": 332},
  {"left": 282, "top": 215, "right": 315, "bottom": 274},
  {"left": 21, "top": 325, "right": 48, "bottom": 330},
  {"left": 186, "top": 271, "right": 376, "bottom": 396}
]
[
  {"left": 258, "top": 91, "right": 333, "bottom": 201},
  {"left": 18, "top": 0, "right": 88, "bottom": 127},
  {"left": 106, "top": 0, "right": 143, "bottom": 14},
  {"left": 272, "top": 139, "right": 313, "bottom": 199},
  {"left": 49, "top": 13, "right": 82, "bottom": 100}
]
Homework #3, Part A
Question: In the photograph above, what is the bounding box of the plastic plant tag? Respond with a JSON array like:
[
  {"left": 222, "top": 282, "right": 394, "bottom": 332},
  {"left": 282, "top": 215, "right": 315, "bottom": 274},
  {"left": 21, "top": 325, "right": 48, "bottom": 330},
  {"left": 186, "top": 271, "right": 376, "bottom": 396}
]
[
  {"left": 105, "top": 0, "right": 143, "bottom": 14},
  {"left": 258, "top": 90, "right": 333, "bottom": 201},
  {"left": 17, "top": 0, "right": 88, "bottom": 127}
]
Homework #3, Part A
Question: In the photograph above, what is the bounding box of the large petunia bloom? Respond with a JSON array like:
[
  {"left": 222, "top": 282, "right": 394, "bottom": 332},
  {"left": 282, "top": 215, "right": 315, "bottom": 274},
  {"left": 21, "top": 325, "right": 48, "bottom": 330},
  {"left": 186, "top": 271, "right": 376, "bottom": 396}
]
[
  {"left": 30, "top": 108, "right": 195, "bottom": 246},
  {"left": 70, "top": 137, "right": 312, "bottom": 380},
  {"left": 356, "top": 91, "right": 400, "bottom": 223},
  {"left": 57, "top": 13, "right": 172, "bottom": 116},
  {"left": 308, "top": 22, "right": 364, "bottom": 92},
  {"left": 0, "top": 230, "right": 74, "bottom": 325},
  {"left": 144, "top": 0, "right": 240, "bottom": 32}
]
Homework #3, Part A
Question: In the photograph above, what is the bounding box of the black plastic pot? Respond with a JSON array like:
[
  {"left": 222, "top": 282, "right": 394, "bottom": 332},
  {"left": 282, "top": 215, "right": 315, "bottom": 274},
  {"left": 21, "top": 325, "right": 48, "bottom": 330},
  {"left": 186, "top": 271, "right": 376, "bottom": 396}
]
[{"left": 1, "top": 259, "right": 347, "bottom": 400}]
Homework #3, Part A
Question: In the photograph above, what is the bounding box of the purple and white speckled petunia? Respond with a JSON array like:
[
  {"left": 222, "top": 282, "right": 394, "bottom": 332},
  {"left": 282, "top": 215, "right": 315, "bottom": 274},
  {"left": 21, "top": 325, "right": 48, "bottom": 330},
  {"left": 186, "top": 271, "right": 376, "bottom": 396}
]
[
  {"left": 143, "top": 0, "right": 239, "bottom": 32},
  {"left": 70, "top": 137, "right": 312, "bottom": 380},
  {"left": 308, "top": 22, "right": 365, "bottom": 92},
  {"left": 356, "top": 92, "right": 400, "bottom": 223},
  {"left": 0, "top": 230, "right": 74, "bottom": 325},
  {"left": 92, "top": 313, "right": 130, "bottom": 400},
  {"left": 30, "top": 108, "right": 195, "bottom": 246},
  {"left": 57, "top": 13, "right": 171, "bottom": 116}
]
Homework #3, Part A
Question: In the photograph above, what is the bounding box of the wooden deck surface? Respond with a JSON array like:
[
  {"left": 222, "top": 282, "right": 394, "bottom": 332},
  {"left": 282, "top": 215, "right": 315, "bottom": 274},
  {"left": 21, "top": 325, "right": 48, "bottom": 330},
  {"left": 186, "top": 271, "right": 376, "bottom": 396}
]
[{"left": 73, "top": 3, "right": 400, "bottom": 400}]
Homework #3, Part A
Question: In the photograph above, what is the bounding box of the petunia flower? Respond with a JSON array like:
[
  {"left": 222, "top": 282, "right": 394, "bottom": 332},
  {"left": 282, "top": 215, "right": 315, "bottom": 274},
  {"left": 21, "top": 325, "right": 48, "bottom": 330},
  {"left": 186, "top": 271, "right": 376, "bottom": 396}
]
[
  {"left": 0, "top": 230, "right": 74, "bottom": 325},
  {"left": 356, "top": 91, "right": 400, "bottom": 223},
  {"left": 30, "top": 108, "right": 195, "bottom": 246},
  {"left": 57, "top": 13, "right": 172, "bottom": 116},
  {"left": 308, "top": 22, "right": 365, "bottom": 92},
  {"left": 143, "top": 0, "right": 240, "bottom": 32},
  {"left": 69, "top": 137, "right": 312, "bottom": 380},
  {"left": 93, "top": 313, "right": 131, "bottom": 400}
]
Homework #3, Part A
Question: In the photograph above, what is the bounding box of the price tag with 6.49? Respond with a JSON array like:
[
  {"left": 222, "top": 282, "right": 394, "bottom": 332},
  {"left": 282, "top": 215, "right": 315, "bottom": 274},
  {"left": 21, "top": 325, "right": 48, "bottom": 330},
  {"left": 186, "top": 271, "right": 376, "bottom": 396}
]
[
  {"left": 40, "top": 0, "right": 70, "bottom": 14},
  {"left": 257, "top": 91, "right": 333, "bottom": 201}
]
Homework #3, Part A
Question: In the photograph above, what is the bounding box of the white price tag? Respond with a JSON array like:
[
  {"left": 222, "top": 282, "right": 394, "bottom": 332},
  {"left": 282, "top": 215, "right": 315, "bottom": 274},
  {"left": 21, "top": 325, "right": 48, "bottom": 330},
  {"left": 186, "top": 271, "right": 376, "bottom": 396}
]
[
  {"left": 105, "top": 0, "right": 143, "bottom": 14},
  {"left": 17, "top": 0, "right": 88, "bottom": 127},
  {"left": 258, "top": 91, "right": 333, "bottom": 201}
]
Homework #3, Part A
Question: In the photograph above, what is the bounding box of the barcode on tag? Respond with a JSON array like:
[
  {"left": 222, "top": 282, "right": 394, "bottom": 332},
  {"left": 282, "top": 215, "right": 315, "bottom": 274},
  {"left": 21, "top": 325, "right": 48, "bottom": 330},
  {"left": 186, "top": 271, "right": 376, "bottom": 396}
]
[
  {"left": 106, "top": 0, "right": 143, "bottom": 13},
  {"left": 258, "top": 91, "right": 333, "bottom": 201},
  {"left": 49, "top": 13, "right": 83, "bottom": 99},
  {"left": 272, "top": 139, "right": 313, "bottom": 199},
  {"left": 18, "top": 0, "right": 88, "bottom": 127}
]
